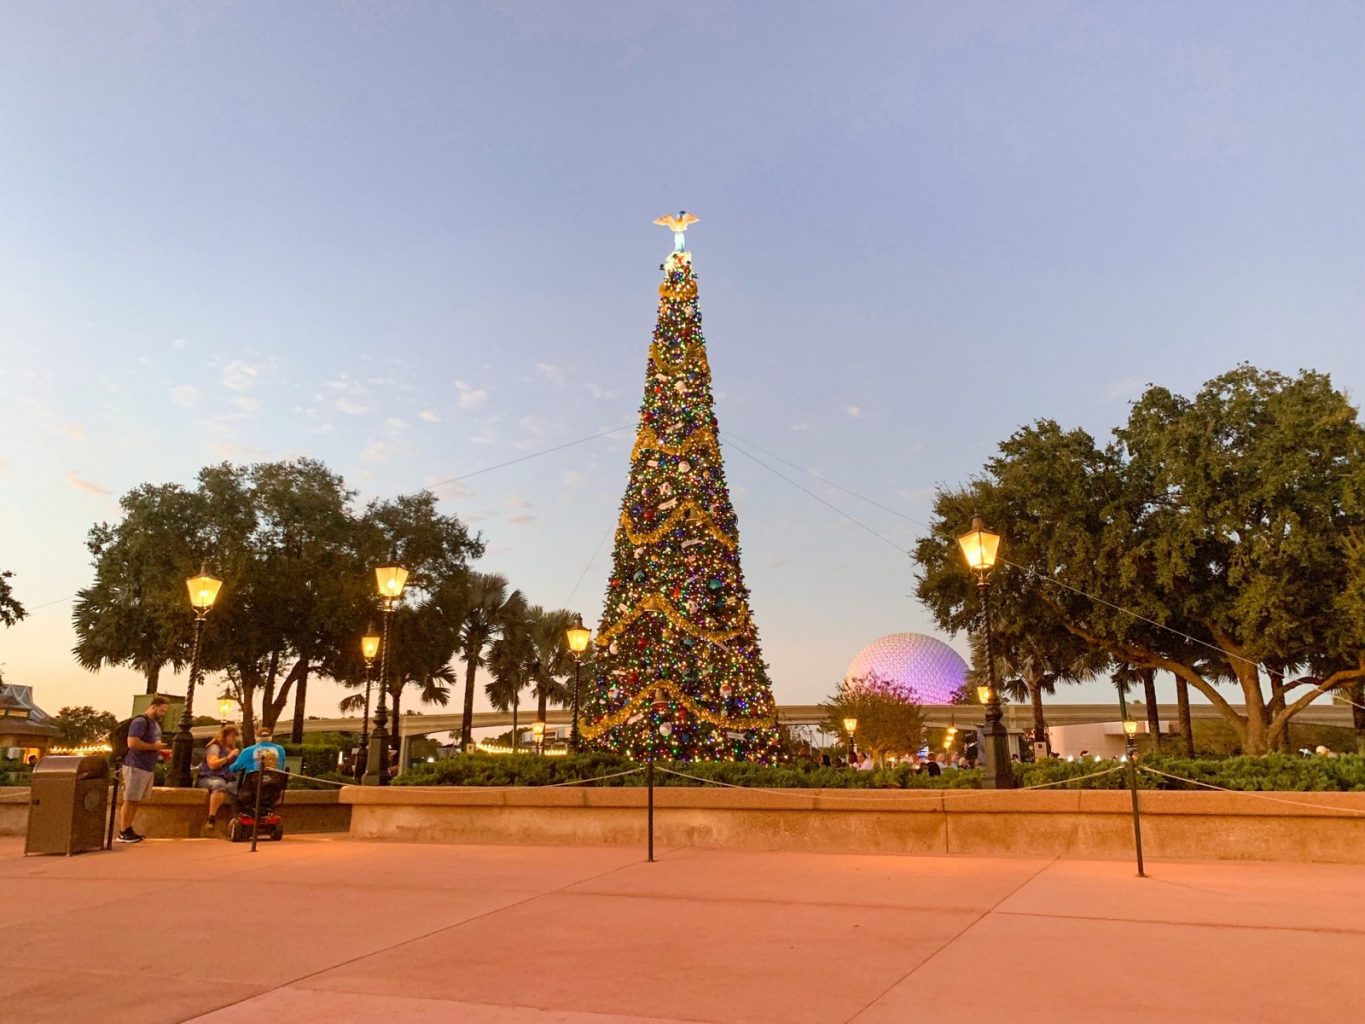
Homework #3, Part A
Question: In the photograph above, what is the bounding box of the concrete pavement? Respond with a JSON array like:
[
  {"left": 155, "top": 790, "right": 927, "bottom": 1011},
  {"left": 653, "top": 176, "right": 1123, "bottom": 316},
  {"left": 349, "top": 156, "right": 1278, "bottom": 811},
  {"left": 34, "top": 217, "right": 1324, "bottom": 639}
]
[{"left": 4, "top": 836, "right": 1362, "bottom": 1023}]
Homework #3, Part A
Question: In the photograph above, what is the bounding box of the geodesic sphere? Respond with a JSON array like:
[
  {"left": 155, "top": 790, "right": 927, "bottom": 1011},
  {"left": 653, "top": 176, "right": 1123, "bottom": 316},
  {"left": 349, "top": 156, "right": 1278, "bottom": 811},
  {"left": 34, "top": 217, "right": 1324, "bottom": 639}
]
[{"left": 844, "top": 633, "right": 968, "bottom": 705}]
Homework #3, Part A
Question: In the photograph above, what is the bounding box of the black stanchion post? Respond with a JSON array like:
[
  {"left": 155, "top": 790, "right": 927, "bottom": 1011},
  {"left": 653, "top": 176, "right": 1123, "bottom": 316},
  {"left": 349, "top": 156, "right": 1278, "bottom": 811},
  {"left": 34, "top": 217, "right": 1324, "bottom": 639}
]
[
  {"left": 646, "top": 757, "right": 655, "bottom": 863},
  {"left": 105, "top": 760, "right": 121, "bottom": 850},
  {"left": 250, "top": 773, "right": 264, "bottom": 854},
  {"left": 1119, "top": 693, "right": 1147, "bottom": 878}
]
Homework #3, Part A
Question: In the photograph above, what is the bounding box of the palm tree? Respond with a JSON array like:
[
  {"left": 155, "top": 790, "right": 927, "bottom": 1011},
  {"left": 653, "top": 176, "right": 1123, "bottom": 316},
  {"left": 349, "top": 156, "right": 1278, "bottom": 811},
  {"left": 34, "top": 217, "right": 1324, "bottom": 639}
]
[
  {"left": 527, "top": 607, "right": 576, "bottom": 723},
  {"left": 454, "top": 573, "right": 527, "bottom": 747},
  {"left": 486, "top": 603, "right": 536, "bottom": 751},
  {"left": 969, "top": 630, "right": 1101, "bottom": 755}
]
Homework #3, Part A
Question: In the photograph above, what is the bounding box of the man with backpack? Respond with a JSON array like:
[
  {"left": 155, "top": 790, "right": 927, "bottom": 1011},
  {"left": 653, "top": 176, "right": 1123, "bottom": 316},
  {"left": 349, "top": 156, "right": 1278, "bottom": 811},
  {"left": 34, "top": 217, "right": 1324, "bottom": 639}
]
[{"left": 116, "top": 695, "right": 170, "bottom": 844}]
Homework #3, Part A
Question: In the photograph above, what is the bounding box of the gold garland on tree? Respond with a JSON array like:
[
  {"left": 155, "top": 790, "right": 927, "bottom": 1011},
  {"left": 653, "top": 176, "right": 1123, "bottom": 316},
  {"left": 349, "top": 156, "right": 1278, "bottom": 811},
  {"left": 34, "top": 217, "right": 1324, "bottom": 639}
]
[
  {"left": 579, "top": 677, "right": 777, "bottom": 740},
  {"left": 619, "top": 499, "right": 735, "bottom": 549},
  {"left": 595, "top": 592, "right": 751, "bottom": 648}
]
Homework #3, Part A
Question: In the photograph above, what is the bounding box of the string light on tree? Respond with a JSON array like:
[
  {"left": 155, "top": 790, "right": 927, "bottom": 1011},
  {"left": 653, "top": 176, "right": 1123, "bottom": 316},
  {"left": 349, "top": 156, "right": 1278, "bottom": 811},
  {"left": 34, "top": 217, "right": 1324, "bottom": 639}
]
[{"left": 580, "top": 213, "right": 781, "bottom": 762}]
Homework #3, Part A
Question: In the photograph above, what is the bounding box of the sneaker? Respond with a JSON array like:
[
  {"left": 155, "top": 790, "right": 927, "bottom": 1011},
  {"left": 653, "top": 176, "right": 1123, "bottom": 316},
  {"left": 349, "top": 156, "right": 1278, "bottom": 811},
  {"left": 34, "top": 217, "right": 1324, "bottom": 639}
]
[{"left": 115, "top": 828, "right": 143, "bottom": 844}]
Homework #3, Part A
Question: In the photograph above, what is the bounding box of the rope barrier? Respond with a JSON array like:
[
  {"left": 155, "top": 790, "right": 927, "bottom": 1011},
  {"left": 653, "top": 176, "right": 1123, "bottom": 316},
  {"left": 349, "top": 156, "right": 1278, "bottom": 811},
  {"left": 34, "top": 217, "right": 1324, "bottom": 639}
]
[
  {"left": 388, "top": 766, "right": 647, "bottom": 791},
  {"left": 652, "top": 764, "right": 1125, "bottom": 801},
  {"left": 1137, "top": 765, "right": 1365, "bottom": 817}
]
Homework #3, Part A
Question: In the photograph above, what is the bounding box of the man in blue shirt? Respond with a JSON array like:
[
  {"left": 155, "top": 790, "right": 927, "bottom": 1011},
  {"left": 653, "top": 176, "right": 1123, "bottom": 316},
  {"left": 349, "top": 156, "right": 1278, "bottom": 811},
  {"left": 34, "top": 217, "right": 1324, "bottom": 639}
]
[
  {"left": 230, "top": 724, "right": 288, "bottom": 775},
  {"left": 117, "top": 695, "right": 170, "bottom": 844}
]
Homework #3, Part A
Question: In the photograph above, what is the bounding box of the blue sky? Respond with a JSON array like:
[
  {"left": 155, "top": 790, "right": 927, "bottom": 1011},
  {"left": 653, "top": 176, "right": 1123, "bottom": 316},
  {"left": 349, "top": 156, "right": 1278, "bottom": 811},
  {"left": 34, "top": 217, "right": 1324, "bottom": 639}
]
[{"left": 2, "top": 2, "right": 1364, "bottom": 718}]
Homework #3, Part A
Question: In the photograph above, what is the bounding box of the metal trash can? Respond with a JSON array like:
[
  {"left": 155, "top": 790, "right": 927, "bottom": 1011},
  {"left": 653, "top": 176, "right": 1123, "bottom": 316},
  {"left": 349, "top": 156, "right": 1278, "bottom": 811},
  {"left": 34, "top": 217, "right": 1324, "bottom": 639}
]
[{"left": 26, "top": 755, "right": 110, "bottom": 856}]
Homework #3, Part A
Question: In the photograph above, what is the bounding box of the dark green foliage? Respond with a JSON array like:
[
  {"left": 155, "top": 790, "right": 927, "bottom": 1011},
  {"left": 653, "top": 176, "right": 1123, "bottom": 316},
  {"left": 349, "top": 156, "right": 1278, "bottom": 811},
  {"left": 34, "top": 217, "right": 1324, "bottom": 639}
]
[
  {"left": 392, "top": 752, "right": 1365, "bottom": 792},
  {"left": 280, "top": 743, "right": 345, "bottom": 779},
  {"left": 1016, "top": 754, "right": 1365, "bottom": 791},
  {"left": 0, "top": 758, "right": 33, "bottom": 786},
  {"left": 53, "top": 706, "right": 119, "bottom": 746}
]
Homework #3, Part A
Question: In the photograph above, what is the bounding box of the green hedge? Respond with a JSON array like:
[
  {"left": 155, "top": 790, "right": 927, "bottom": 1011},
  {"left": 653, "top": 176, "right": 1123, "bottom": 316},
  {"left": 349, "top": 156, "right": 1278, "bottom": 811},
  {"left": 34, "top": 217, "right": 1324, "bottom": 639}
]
[
  {"left": 0, "top": 760, "right": 33, "bottom": 786},
  {"left": 393, "top": 753, "right": 984, "bottom": 789},
  {"left": 392, "top": 751, "right": 1365, "bottom": 792},
  {"left": 281, "top": 743, "right": 345, "bottom": 778},
  {"left": 1017, "top": 753, "right": 1365, "bottom": 791}
]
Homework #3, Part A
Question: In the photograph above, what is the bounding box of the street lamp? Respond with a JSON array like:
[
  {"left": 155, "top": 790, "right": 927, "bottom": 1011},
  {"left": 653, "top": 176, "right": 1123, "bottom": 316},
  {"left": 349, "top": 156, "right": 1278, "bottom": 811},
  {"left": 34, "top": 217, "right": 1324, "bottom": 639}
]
[
  {"left": 170, "top": 566, "right": 222, "bottom": 787},
  {"left": 356, "top": 625, "right": 380, "bottom": 782},
  {"left": 216, "top": 692, "right": 239, "bottom": 723},
  {"left": 532, "top": 719, "right": 546, "bottom": 754},
  {"left": 365, "top": 564, "right": 407, "bottom": 786},
  {"left": 566, "top": 614, "right": 591, "bottom": 753},
  {"left": 959, "top": 515, "right": 1014, "bottom": 789},
  {"left": 843, "top": 716, "right": 858, "bottom": 765}
]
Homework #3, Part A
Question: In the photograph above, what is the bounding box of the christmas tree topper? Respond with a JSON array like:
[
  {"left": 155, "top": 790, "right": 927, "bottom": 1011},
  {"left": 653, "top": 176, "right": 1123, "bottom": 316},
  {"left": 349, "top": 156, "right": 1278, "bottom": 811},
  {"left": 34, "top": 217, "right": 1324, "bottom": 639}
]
[{"left": 654, "top": 210, "right": 699, "bottom": 252}]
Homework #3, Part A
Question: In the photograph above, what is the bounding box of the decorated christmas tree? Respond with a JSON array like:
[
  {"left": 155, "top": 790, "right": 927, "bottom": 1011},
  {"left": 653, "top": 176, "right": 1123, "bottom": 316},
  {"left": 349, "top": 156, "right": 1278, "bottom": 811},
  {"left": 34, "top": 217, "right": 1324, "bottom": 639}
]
[{"left": 581, "top": 213, "right": 781, "bottom": 762}]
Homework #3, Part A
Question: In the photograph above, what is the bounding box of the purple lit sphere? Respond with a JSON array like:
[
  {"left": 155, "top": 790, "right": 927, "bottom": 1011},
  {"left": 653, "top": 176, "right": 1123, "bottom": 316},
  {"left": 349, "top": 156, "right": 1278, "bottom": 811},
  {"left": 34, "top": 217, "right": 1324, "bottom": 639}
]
[{"left": 845, "top": 632, "right": 968, "bottom": 705}]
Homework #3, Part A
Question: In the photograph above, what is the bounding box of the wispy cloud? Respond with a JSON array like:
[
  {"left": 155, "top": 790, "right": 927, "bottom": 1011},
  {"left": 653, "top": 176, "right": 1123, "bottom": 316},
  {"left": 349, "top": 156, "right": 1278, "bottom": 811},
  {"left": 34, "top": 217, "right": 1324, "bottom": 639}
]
[
  {"left": 504, "top": 493, "right": 534, "bottom": 510},
  {"left": 221, "top": 360, "right": 261, "bottom": 391},
  {"left": 169, "top": 384, "right": 200, "bottom": 408},
  {"left": 66, "top": 471, "right": 110, "bottom": 496},
  {"left": 418, "top": 409, "right": 442, "bottom": 423},
  {"left": 504, "top": 513, "right": 536, "bottom": 526},
  {"left": 455, "top": 380, "right": 488, "bottom": 409},
  {"left": 171, "top": 337, "right": 187, "bottom": 351},
  {"left": 232, "top": 396, "right": 261, "bottom": 414},
  {"left": 336, "top": 397, "right": 368, "bottom": 416},
  {"left": 586, "top": 383, "right": 615, "bottom": 401},
  {"left": 361, "top": 440, "right": 391, "bottom": 464},
  {"left": 385, "top": 417, "right": 408, "bottom": 432},
  {"left": 789, "top": 422, "right": 810, "bottom": 432},
  {"left": 845, "top": 404, "right": 863, "bottom": 419},
  {"left": 536, "top": 362, "right": 566, "bottom": 386}
]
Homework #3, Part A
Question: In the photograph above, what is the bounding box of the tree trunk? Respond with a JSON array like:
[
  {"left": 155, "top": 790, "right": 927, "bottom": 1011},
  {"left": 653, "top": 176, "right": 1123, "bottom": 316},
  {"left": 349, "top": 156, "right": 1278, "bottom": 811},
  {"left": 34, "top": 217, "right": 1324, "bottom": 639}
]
[
  {"left": 240, "top": 681, "right": 257, "bottom": 746},
  {"left": 537, "top": 688, "right": 549, "bottom": 722},
  {"left": 1175, "top": 676, "right": 1194, "bottom": 756},
  {"left": 1265, "top": 663, "right": 1287, "bottom": 752},
  {"left": 1028, "top": 678, "right": 1049, "bottom": 755},
  {"left": 1238, "top": 665, "right": 1268, "bottom": 754},
  {"left": 1349, "top": 681, "right": 1365, "bottom": 755},
  {"left": 461, "top": 656, "right": 478, "bottom": 747},
  {"left": 144, "top": 663, "right": 161, "bottom": 695},
  {"left": 290, "top": 666, "right": 308, "bottom": 745},
  {"left": 1141, "top": 669, "right": 1161, "bottom": 753}
]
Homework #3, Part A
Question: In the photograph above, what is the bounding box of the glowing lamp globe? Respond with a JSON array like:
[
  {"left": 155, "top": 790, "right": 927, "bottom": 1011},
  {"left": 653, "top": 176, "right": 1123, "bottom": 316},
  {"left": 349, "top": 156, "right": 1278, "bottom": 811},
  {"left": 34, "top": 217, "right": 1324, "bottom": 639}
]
[
  {"left": 375, "top": 564, "right": 408, "bottom": 599},
  {"left": 186, "top": 570, "right": 223, "bottom": 611},
  {"left": 842, "top": 717, "right": 858, "bottom": 735},
  {"left": 977, "top": 685, "right": 993, "bottom": 705},
  {"left": 566, "top": 616, "right": 591, "bottom": 654},
  {"left": 845, "top": 633, "right": 969, "bottom": 705},
  {"left": 361, "top": 629, "right": 381, "bottom": 661},
  {"left": 217, "top": 694, "right": 239, "bottom": 720},
  {"left": 1123, "top": 719, "right": 1139, "bottom": 737},
  {"left": 957, "top": 515, "right": 1001, "bottom": 576}
]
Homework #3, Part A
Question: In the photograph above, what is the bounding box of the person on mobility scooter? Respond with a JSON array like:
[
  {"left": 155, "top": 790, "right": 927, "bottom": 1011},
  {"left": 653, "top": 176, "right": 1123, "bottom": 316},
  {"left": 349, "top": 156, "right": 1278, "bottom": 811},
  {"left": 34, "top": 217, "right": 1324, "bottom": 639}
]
[{"left": 228, "top": 725, "right": 290, "bottom": 842}]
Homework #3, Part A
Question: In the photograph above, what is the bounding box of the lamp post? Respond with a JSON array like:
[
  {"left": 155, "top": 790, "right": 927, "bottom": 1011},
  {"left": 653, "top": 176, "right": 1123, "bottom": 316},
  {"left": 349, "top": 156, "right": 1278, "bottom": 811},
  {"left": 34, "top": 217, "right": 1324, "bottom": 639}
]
[
  {"left": 1122, "top": 717, "right": 1147, "bottom": 876},
  {"left": 216, "top": 692, "right": 239, "bottom": 724},
  {"left": 356, "top": 626, "right": 380, "bottom": 782},
  {"left": 532, "top": 719, "right": 546, "bottom": 755},
  {"left": 959, "top": 515, "right": 1014, "bottom": 789},
  {"left": 842, "top": 716, "right": 858, "bottom": 766},
  {"left": 366, "top": 564, "right": 407, "bottom": 786},
  {"left": 566, "top": 615, "right": 591, "bottom": 753},
  {"left": 170, "top": 566, "right": 223, "bottom": 788}
]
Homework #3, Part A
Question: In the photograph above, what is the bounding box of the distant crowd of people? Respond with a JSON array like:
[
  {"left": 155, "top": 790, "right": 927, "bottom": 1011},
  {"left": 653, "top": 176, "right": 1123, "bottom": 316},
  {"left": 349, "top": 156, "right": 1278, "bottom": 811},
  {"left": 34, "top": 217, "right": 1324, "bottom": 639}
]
[{"left": 819, "top": 751, "right": 976, "bottom": 773}]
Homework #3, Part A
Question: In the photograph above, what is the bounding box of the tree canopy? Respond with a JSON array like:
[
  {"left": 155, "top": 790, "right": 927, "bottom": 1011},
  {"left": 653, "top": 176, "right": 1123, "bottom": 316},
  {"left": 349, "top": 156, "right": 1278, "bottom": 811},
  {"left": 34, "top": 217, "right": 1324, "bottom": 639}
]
[
  {"left": 73, "top": 459, "right": 484, "bottom": 741},
  {"left": 914, "top": 365, "right": 1365, "bottom": 754},
  {"left": 1, "top": 569, "right": 26, "bottom": 628}
]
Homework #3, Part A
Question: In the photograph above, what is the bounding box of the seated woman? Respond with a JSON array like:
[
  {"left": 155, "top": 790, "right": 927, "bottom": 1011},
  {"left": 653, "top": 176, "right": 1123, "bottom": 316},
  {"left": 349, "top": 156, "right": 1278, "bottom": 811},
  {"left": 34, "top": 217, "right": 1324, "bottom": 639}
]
[{"left": 196, "top": 724, "right": 241, "bottom": 829}]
